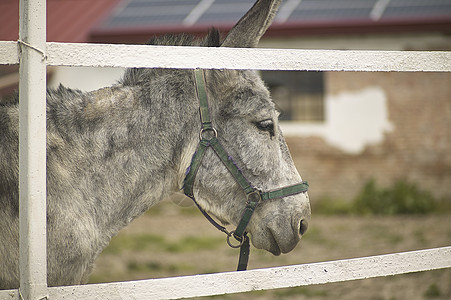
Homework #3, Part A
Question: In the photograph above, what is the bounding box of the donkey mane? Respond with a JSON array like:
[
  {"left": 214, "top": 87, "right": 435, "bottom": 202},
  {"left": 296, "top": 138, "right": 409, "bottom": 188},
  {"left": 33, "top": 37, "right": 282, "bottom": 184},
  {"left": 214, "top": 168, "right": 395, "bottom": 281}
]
[
  {"left": 121, "top": 29, "right": 222, "bottom": 86},
  {"left": 149, "top": 28, "right": 221, "bottom": 47}
]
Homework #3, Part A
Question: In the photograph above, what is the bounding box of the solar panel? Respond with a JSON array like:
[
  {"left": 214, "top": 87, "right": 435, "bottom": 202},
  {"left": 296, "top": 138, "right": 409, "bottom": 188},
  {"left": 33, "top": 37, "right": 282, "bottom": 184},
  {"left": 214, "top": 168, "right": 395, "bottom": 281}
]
[
  {"left": 103, "top": 0, "right": 199, "bottom": 29},
  {"left": 105, "top": 15, "right": 187, "bottom": 28},
  {"left": 297, "top": 0, "right": 377, "bottom": 11},
  {"left": 382, "top": 0, "right": 451, "bottom": 19},
  {"left": 99, "top": 0, "right": 260, "bottom": 30},
  {"left": 197, "top": 1, "right": 254, "bottom": 25},
  {"left": 289, "top": 7, "right": 374, "bottom": 21},
  {"left": 97, "top": 0, "right": 451, "bottom": 32}
]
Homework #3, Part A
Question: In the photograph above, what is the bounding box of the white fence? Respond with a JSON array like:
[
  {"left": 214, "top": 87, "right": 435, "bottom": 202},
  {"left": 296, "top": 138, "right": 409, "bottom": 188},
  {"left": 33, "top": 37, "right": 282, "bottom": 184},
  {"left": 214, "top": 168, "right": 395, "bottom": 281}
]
[{"left": 1, "top": 0, "right": 451, "bottom": 299}]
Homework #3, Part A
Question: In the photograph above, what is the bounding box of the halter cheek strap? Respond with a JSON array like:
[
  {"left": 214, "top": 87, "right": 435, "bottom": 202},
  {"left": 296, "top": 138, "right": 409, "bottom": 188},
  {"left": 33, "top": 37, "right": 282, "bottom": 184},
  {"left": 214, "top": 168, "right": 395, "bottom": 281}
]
[{"left": 183, "top": 69, "right": 309, "bottom": 271}]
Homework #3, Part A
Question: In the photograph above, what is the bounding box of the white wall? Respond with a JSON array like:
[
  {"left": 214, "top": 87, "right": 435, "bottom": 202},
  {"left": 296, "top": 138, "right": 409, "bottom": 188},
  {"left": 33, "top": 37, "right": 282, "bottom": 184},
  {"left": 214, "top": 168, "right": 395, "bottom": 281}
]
[
  {"left": 48, "top": 66, "right": 125, "bottom": 91},
  {"left": 261, "top": 32, "right": 450, "bottom": 154},
  {"left": 281, "top": 87, "right": 393, "bottom": 154}
]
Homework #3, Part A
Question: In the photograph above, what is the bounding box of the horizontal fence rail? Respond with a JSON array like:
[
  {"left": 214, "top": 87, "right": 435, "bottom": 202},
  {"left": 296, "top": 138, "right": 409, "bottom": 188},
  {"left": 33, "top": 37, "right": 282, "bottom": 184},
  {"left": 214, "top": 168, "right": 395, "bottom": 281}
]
[
  {"left": 0, "top": 246, "right": 450, "bottom": 300},
  {"left": 0, "top": 37, "right": 450, "bottom": 300},
  {"left": 1, "top": 41, "right": 451, "bottom": 72}
]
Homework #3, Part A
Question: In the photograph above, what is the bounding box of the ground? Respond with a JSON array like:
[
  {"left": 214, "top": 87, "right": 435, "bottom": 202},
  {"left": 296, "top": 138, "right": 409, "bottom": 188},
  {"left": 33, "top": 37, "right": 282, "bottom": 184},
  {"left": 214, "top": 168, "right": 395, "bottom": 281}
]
[{"left": 89, "top": 197, "right": 451, "bottom": 300}]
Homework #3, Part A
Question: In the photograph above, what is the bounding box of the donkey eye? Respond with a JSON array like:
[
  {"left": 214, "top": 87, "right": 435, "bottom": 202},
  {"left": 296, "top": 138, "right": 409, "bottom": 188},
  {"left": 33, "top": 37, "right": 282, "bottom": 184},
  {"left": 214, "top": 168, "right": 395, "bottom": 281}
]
[{"left": 255, "top": 119, "right": 275, "bottom": 137}]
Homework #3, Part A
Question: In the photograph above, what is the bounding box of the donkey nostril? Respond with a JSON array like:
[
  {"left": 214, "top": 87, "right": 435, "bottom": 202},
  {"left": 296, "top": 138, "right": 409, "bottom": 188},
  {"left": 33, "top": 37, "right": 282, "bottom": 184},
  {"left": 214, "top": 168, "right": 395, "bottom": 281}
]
[{"left": 299, "top": 219, "right": 308, "bottom": 236}]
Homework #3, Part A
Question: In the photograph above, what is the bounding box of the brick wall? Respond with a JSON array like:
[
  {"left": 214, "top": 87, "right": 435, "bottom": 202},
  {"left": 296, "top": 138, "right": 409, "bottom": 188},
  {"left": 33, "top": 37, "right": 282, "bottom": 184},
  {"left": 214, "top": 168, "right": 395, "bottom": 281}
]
[{"left": 286, "top": 72, "right": 451, "bottom": 202}]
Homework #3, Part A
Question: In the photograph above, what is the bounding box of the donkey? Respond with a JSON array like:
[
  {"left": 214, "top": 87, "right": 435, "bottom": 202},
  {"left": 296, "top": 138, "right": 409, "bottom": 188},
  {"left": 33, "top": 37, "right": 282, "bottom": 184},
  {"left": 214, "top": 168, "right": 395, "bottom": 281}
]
[{"left": 0, "top": 0, "right": 310, "bottom": 289}]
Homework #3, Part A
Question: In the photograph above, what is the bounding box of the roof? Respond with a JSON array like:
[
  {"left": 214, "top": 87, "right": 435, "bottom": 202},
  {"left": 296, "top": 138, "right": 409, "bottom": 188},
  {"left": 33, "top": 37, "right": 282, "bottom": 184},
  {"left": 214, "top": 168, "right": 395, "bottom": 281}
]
[
  {"left": 0, "top": 0, "right": 119, "bottom": 98},
  {"left": 91, "top": 0, "right": 451, "bottom": 44},
  {"left": 1, "top": 0, "right": 450, "bottom": 44},
  {"left": 0, "top": 0, "right": 120, "bottom": 42}
]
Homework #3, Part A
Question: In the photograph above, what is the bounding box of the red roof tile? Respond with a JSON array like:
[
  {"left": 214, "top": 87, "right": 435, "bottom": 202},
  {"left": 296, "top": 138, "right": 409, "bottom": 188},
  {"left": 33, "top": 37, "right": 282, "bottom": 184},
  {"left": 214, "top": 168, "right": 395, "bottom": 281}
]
[{"left": 0, "top": 0, "right": 120, "bottom": 42}]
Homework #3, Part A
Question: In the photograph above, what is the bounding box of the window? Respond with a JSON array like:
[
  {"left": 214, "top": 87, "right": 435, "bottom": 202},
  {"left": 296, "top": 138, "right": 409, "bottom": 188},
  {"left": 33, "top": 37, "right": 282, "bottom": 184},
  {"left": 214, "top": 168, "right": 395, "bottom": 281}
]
[{"left": 261, "top": 71, "right": 325, "bottom": 122}]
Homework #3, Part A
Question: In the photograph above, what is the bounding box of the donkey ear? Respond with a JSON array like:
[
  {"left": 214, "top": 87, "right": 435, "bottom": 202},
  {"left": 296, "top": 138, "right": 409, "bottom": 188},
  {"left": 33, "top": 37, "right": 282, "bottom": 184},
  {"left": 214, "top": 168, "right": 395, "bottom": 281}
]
[{"left": 221, "top": 0, "right": 281, "bottom": 48}]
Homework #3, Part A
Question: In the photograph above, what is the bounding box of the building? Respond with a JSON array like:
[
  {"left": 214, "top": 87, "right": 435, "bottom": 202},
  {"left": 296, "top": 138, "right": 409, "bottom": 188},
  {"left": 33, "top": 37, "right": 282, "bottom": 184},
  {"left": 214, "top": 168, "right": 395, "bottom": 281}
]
[
  {"left": 1, "top": 0, "right": 450, "bottom": 201},
  {"left": 0, "top": 0, "right": 121, "bottom": 96}
]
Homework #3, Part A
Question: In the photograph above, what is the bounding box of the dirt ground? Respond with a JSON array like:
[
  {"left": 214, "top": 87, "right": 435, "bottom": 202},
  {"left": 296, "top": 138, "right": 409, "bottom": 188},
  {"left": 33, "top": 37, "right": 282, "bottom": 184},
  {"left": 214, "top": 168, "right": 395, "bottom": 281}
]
[{"left": 90, "top": 199, "right": 451, "bottom": 300}]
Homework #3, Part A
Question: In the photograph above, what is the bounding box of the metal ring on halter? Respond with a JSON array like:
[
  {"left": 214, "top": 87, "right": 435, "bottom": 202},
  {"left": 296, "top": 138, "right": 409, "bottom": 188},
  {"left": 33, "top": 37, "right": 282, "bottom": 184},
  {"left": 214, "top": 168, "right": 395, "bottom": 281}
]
[
  {"left": 246, "top": 190, "right": 262, "bottom": 204},
  {"left": 199, "top": 127, "right": 218, "bottom": 141},
  {"left": 226, "top": 230, "right": 246, "bottom": 248}
]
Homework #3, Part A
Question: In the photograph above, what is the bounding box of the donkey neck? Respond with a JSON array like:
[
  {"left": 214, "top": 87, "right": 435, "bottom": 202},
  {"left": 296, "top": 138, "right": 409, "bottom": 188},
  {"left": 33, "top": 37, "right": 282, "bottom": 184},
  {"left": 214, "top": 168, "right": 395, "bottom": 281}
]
[
  {"left": 94, "top": 79, "right": 199, "bottom": 230},
  {"left": 47, "top": 78, "right": 200, "bottom": 240}
]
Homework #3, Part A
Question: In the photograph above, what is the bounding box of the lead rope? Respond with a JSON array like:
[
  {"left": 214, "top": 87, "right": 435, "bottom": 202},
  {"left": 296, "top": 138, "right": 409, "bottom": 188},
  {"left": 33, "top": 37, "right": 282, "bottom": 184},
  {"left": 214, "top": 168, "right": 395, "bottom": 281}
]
[{"left": 237, "top": 237, "right": 250, "bottom": 271}]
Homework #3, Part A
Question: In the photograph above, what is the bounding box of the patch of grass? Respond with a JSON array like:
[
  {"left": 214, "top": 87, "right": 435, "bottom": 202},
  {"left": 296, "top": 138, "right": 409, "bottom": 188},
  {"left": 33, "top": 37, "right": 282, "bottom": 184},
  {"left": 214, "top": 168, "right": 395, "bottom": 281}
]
[
  {"left": 103, "top": 233, "right": 224, "bottom": 255},
  {"left": 413, "top": 228, "right": 427, "bottom": 244},
  {"left": 314, "top": 179, "right": 447, "bottom": 216},
  {"left": 127, "top": 260, "right": 193, "bottom": 274},
  {"left": 354, "top": 179, "right": 436, "bottom": 215},
  {"left": 103, "top": 233, "right": 166, "bottom": 254},
  {"left": 127, "top": 260, "right": 163, "bottom": 272},
  {"left": 424, "top": 283, "right": 441, "bottom": 298},
  {"left": 362, "top": 224, "right": 404, "bottom": 245},
  {"left": 144, "top": 205, "right": 163, "bottom": 216},
  {"left": 165, "top": 236, "right": 224, "bottom": 253},
  {"left": 436, "top": 197, "right": 451, "bottom": 213},
  {"left": 302, "top": 226, "right": 339, "bottom": 248},
  {"left": 312, "top": 196, "right": 354, "bottom": 215},
  {"left": 301, "top": 226, "right": 324, "bottom": 243},
  {"left": 179, "top": 206, "right": 201, "bottom": 215}
]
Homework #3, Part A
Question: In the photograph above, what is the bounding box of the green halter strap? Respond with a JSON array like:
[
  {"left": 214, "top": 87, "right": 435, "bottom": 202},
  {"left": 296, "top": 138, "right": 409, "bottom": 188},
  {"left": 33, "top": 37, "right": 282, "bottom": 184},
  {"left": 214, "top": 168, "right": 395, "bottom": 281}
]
[{"left": 184, "top": 69, "right": 309, "bottom": 271}]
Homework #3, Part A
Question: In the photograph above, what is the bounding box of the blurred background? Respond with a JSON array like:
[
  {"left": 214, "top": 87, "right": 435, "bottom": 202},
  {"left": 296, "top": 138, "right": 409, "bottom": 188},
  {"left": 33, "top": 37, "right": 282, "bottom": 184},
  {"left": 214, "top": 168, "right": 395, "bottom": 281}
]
[{"left": 1, "top": 0, "right": 450, "bottom": 299}]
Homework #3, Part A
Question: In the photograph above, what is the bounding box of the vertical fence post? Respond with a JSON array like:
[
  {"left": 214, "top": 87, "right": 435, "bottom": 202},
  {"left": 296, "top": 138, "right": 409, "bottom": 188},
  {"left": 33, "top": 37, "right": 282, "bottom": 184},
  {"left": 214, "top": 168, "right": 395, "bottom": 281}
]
[{"left": 18, "top": 0, "right": 48, "bottom": 299}]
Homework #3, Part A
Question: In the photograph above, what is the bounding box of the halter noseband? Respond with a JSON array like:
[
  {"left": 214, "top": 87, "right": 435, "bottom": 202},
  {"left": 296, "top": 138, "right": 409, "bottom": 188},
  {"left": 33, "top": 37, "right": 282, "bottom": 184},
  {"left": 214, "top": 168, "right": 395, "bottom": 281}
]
[{"left": 183, "top": 69, "right": 309, "bottom": 271}]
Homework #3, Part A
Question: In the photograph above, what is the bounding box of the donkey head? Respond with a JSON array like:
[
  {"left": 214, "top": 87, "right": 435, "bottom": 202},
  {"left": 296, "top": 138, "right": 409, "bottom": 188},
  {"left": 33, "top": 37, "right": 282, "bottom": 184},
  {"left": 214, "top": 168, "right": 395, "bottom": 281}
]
[{"left": 186, "top": 0, "right": 311, "bottom": 255}]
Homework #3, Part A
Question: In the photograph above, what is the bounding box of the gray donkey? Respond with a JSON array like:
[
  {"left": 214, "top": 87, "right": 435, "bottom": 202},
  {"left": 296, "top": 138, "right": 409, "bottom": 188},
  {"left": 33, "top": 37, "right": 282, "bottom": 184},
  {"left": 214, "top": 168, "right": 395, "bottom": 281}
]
[{"left": 0, "top": 0, "right": 310, "bottom": 289}]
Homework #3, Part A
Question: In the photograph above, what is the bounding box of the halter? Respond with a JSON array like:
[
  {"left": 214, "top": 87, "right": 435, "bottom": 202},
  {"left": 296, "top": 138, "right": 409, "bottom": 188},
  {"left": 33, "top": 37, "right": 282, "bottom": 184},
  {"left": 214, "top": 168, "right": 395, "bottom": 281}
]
[{"left": 183, "top": 69, "right": 309, "bottom": 271}]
